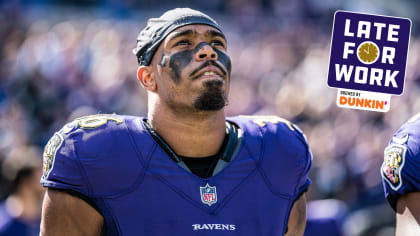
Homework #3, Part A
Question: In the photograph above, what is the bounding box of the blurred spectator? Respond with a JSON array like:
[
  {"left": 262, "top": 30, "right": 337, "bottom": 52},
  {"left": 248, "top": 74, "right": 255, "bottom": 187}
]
[{"left": 0, "top": 146, "right": 43, "bottom": 236}]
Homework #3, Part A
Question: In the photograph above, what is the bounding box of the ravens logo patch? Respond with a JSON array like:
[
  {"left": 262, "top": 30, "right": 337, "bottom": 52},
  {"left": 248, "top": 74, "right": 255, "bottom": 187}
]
[
  {"left": 381, "top": 144, "right": 407, "bottom": 191},
  {"left": 42, "top": 132, "right": 64, "bottom": 179}
]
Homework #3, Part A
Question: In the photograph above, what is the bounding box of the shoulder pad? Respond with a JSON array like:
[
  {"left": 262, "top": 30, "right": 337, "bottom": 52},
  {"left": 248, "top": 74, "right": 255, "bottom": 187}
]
[
  {"left": 237, "top": 115, "right": 309, "bottom": 146},
  {"left": 44, "top": 114, "right": 146, "bottom": 197},
  {"left": 232, "top": 115, "right": 312, "bottom": 196},
  {"left": 41, "top": 130, "right": 87, "bottom": 194},
  {"left": 58, "top": 114, "right": 125, "bottom": 136}
]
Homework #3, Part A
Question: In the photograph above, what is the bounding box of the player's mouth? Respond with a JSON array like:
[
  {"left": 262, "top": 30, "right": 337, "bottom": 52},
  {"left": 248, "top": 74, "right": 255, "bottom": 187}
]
[
  {"left": 193, "top": 67, "right": 224, "bottom": 80},
  {"left": 190, "top": 61, "right": 226, "bottom": 80}
]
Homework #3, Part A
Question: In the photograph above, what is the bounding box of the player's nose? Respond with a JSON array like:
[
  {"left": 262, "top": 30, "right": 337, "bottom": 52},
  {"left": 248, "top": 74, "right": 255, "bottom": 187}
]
[{"left": 195, "top": 44, "right": 218, "bottom": 61}]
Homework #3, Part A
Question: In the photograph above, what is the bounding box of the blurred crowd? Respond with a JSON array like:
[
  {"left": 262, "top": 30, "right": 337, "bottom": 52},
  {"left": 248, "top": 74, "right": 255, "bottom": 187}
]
[{"left": 0, "top": 0, "right": 420, "bottom": 235}]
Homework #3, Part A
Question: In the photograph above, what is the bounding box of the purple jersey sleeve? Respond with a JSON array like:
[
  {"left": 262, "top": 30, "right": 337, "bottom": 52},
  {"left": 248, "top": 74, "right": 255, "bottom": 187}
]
[
  {"left": 292, "top": 124, "right": 313, "bottom": 196},
  {"left": 40, "top": 115, "right": 145, "bottom": 198},
  {"left": 40, "top": 128, "right": 89, "bottom": 195},
  {"left": 284, "top": 123, "right": 312, "bottom": 197},
  {"left": 381, "top": 114, "right": 420, "bottom": 211}
]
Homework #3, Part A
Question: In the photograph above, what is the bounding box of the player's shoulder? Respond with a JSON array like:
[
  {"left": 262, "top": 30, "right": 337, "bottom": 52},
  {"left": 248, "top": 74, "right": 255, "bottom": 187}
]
[
  {"left": 57, "top": 114, "right": 136, "bottom": 138},
  {"left": 393, "top": 113, "right": 420, "bottom": 143},
  {"left": 382, "top": 113, "right": 420, "bottom": 186},
  {"left": 229, "top": 115, "right": 312, "bottom": 195},
  {"left": 387, "top": 113, "right": 420, "bottom": 163},
  {"left": 42, "top": 114, "right": 148, "bottom": 196},
  {"left": 229, "top": 115, "right": 309, "bottom": 148},
  {"left": 54, "top": 114, "right": 148, "bottom": 148},
  {"left": 228, "top": 115, "right": 311, "bottom": 170}
]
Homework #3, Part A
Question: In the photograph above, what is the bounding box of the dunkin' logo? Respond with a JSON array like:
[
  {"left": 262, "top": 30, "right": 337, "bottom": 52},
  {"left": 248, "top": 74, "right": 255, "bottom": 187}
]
[
  {"left": 338, "top": 96, "right": 386, "bottom": 110},
  {"left": 336, "top": 89, "right": 390, "bottom": 112}
]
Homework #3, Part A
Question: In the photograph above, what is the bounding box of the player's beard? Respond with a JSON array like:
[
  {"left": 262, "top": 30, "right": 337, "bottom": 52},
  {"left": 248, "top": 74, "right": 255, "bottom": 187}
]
[{"left": 193, "top": 79, "right": 228, "bottom": 111}]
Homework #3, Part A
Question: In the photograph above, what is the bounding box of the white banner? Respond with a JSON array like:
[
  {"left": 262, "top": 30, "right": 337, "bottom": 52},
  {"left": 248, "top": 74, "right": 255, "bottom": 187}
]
[{"left": 336, "top": 89, "right": 391, "bottom": 112}]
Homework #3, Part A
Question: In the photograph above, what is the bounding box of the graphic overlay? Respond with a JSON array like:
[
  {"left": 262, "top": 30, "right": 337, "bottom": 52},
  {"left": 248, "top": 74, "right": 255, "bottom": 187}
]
[
  {"left": 337, "top": 89, "right": 391, "bottom": 112},
  {"left": 327, "top": 11, "right": 411, "bottom": 112}
]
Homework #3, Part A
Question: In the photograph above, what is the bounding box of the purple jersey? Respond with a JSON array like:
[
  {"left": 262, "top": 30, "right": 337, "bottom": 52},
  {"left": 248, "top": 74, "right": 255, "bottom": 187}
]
[
  {"left": 41, "top": 114, "right": 312, "bottom": 235},
  {"left": 381, "top": 113, "right": 420, "bottom": 210}
]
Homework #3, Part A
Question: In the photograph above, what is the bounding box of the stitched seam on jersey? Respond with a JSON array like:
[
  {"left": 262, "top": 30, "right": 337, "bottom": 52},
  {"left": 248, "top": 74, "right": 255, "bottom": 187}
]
[
  {"left": 143, "top": 144, "right": 224, "bottom": 213},
  {"left": 97, "top": 119, "right": 153, "bottom": 199},
  {"left": 282, "top": 198, "right": 295, "bottom": 235},
  {"left": 130, "top": 118, "right": 160, "bottom": 170},
  {"left": 71, "top": 151, "right": 100, "bottom": 198},
  {"left": 72, "top": 139, "right": 121, "bottom": 232},
  {"left": 101, "top": 144, "right": 157, "bottom": 198},
  {"left": 257, "top": 168, "right": 291, "bottom": 200},
  {"left": 243, "top": 139, "right": 259, "bottom": 163},
  {"left": 242, "top": 123, "right": 291, "bottom": 199},
  {"left": 282, "top": 147, "right": 311, "bottom": 235},
  {"left": 148, "top": 170, "right": 211, "bottom": 214},
  {"left": 144, "top": 143, "right": 158, "bottom": 170},
  {"left": 229, "top": 117, "right": 260, "bottom": 163},
  {"left": 99, "top": 166, "right": 149, "bottom": 198},
  {"left": 72, "top": 136, "right": 94, "bottom": 196},
  {"left": 124, "top": 118, "right": 147, "bottom": 167},
  {"left": 293, "top": 148, "right": 311, "bottom": 196},
  {"left": 143, "top": 121, "right": 245, "bottom": 181},
  {"left": 212, "top": 167, "right": 261, "bottom": 214},
  {"left": 281, "top": 180, "right": 310, "bottom": 236},
  {"left": 291, "top": 123, "right": 313, "bottom": 196},
  {"left": 255, "top": 125, "right": 293, "bottom": 199},
  {"left": 144, "top": 132, "right": 259, "bottom": 215},
  {"left": 96, "top": 197, "right": 123, "bottom": 236},
  {"left": 255, "top": 125, "right": 275, "bottom": 195}
]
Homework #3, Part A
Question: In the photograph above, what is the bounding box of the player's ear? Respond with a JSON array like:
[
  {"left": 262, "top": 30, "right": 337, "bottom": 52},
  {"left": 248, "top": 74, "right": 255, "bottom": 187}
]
[{"left": 137, "top": 66, "right": 157, "bottom": 92}]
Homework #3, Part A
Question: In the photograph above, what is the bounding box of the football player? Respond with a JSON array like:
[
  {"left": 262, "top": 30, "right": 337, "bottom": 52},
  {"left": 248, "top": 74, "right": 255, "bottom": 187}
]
[
  {"left": 40, "top": 8, "right": 312, "bottom": 236},
  {"left": 381, "top": 113, "right": 420, "bottom": 235}
]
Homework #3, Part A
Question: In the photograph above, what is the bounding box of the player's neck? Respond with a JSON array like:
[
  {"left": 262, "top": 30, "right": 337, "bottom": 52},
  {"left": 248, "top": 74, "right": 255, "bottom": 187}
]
[{"left": 148, "top": 106, "right": 226, "bottom": 158}]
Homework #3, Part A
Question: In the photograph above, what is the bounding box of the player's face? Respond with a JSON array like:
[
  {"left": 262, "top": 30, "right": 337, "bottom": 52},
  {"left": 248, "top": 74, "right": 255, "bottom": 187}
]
[{"left": 152, "top": 24, "right": 231, "bottom": 112}]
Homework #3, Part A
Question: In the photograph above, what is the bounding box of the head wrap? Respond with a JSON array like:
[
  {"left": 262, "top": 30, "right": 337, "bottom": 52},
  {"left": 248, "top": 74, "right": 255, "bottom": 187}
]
[{"left": 133, "top": 8, "right": 222, "bottom": 66}]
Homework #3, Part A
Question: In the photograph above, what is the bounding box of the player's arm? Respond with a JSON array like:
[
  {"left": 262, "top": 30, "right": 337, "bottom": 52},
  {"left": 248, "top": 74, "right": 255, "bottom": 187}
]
[
  {"left": 40, "top": 188, "right": 104, "bottom": 236},
  {"left": 395, "top": 192, "right": 420, "bottom": 236},
  {"left": 284, "top": 193, "right": 307, "bottom": 236}
]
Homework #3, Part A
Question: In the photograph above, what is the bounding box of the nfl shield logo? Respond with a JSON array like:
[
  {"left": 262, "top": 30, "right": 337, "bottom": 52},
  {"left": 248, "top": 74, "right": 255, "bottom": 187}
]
[{"left": 200, "top": 183, "right": 217, "bottom": 206}]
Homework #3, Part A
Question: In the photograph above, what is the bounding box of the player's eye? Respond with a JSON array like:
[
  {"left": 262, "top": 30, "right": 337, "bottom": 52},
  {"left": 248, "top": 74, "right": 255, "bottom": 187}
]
[
  {"left": 174, "top": 40, "right": 191, "bottom": 47},
  {"left": 210, "top": 40, "right": 225, "bottom": 48}
]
